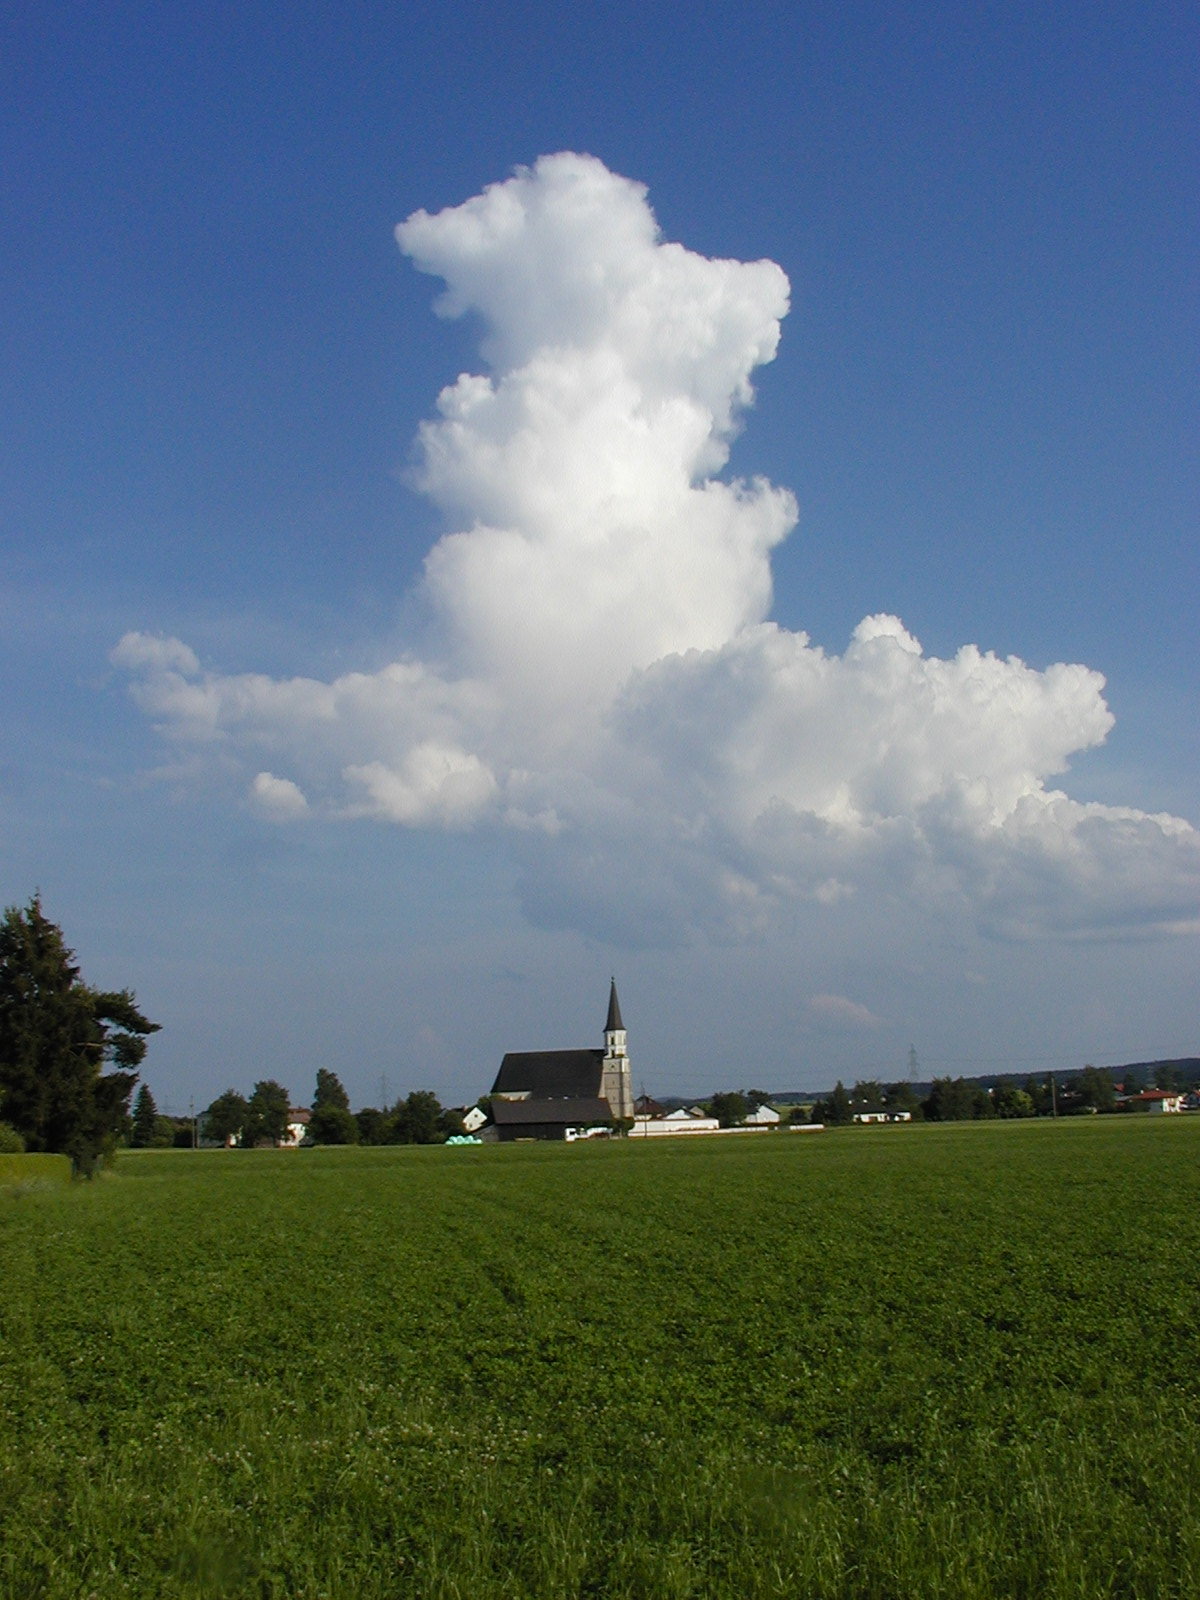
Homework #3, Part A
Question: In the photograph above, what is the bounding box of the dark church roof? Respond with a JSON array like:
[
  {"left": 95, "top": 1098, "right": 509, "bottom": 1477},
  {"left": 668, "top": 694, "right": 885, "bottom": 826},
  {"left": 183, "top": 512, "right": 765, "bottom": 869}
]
[
  {"left": 492, "top": 1049, "right": 604, "bottom": 1100},
  {"left": 491, "top": 1096, "right": 613, "bottom": 1127},
  {"left": 605, "top": 979, "right": 624, "bottom": 1033}
]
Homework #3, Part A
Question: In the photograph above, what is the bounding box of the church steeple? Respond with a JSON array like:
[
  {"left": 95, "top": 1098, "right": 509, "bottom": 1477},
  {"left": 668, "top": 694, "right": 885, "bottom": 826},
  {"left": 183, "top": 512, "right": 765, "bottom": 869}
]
[
  {"left": 600, "top": 978, "right": 632, "bottom": 1120},
  {"left": 605, "top": 978, "right": 624, "bottom": 1036}
]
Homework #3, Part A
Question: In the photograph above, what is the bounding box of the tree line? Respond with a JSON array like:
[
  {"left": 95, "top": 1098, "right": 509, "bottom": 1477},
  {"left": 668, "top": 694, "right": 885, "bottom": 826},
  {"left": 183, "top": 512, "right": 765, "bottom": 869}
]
[
  {"left": 202, "top": 1068, "right": 464, "bottom": 1147},
  {"left": 807, "top": 1064, "right": 1165, "bottom": 1124}
]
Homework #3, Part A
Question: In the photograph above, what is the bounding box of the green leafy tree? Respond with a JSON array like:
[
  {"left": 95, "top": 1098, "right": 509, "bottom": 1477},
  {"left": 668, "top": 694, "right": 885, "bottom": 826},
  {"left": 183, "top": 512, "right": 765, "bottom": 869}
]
[
  {"left": 354, "top": 1106, "right": 391, "bottom": 1145},
  {"left": 393, "top": 1090, "right": 445, "bottom": 1145},
  {"left": 708, "top": 1091, "right": 751, "bottom": 1128},
  {"left": 312, "top": 1068, "right": 351, "bottom": 1113},
  {"left": 131, "top": 1083, "right": 158, "bottom": 1148},
  {"left": 812, "top": 1081, "right": 852, "bottom": 1125},
  {"left": 308, "top": 1104, "right": 359, "bottom": 1144},
  {"left": 307, "top": 1068, "right": 356, "bottom": 1143},
  {"left": 0, "top": 1121, "right": 25, "bottom": 1153},
  {"left": 243, "top": 1080, "right": 291, "bottom": 1147},
  {"left": 1023, "top": 1075, "right": 1052, "bottom": 1116},
  {"left": 883, "top": 1081, "right": 922, "bottom": 1119},
  {"left": 0, "top": 896, "right": 158, "bottom": 1173},
  {"left": 1074, "top": 1065, "right": 1117, "bottom": 1112},
  {"left": 204, "top": 1089, "right": 249, "bottom": 1145},
  {"left": 994, "top": 1084, "right": 1035, "bottom": 1119},
  {"left": 438, "top": 1105, "right": 466, "bottom": 1140}
]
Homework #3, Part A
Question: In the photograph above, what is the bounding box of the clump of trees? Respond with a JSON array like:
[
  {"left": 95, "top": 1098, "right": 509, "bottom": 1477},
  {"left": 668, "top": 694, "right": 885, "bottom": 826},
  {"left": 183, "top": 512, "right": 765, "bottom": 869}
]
[
  {"left": 707, "top": 1091, "right": 751, "bottom": 1128},
  {"left": 699, "top": 1088, "right": 781, "bottom": 1127},
  {"left": 0, "top": 896, "right": 158, "bottom": 1173},
  {"left": 202, "top": 1081, "right": 291, "bottom": 1147},
  {"left": 129, "top": 1083, "right": 184, "bottom": 1148},
  {"left": 354, "top": 1091, "right": 463, "bottom": 1146},
  {"left": 810, "top": 1080, "right": 923, "bottom": 1125}
]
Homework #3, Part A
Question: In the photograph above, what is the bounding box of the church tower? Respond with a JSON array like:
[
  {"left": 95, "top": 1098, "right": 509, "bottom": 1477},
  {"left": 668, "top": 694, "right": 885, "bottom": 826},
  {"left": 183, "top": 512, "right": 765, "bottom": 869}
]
[{"left": 599, "top": 979, "right": 633, "bottom": 1120}]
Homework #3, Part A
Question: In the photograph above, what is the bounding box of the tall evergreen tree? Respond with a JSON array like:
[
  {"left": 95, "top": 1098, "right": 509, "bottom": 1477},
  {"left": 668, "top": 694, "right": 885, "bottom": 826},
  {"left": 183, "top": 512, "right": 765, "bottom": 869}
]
[
  {"left": 0, "top": 896, "right": 158, "bottom": 1172},
  {"left": 131, "top": 1083, "right": 158, "bottom": 1147}
]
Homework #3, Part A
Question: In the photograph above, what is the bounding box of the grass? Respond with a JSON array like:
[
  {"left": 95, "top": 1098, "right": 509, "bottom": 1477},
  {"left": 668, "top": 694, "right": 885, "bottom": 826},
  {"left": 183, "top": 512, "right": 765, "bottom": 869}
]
[
  {"left": 1, "top": 1118, "right": 1198, "bottom": 1597},
  {"left": 0, "top": 1151, "right": 72, "bottom": 1193}
]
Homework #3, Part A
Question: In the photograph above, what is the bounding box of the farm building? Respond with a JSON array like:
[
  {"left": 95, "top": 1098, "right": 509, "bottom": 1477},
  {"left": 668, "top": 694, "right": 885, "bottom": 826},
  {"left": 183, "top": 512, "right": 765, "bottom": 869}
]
[
  {"left": 488, "top": 981, "right": 634, "bottom": 1140},
  {"left": 280, "top": 1108, "right": 310, "bottom": 1147},
  {"left": 1128, "top": 1090, "right": 1185, "bottom": 1114},
  {"left": 631, "top": 1113, "right": 720, "bottom": 1137}
]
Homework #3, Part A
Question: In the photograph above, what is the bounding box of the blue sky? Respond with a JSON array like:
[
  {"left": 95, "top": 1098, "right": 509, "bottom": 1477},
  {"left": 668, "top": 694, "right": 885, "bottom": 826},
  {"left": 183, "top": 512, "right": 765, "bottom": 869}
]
[{"left": 3, "top": 1, "right": 1196, "bottom": 1112}]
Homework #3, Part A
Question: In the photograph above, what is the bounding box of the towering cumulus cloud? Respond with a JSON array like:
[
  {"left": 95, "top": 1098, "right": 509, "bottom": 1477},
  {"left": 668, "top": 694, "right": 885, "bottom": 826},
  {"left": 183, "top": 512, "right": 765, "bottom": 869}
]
[{"left": 115, "top": 153, "right": 1199, "bottom": 942}]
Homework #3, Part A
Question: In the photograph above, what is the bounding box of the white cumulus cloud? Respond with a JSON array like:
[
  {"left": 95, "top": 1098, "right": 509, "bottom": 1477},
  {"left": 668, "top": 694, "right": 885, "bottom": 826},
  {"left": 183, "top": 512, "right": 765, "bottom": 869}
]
[
  {"left": 808, "top": 995, "right": 883, "bottom": 1029},
  {"left": 250, "top": 772, "right": 309, "bottom": 819},
  {"left": 114, "top": 152, "right": 1200, "bottom": 944}
]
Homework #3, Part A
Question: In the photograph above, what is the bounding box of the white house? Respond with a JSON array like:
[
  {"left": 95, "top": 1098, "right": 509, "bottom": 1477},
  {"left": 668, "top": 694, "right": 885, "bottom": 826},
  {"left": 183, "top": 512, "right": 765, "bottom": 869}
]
[
  {"left": 1132, "top": 1090, "right": 1184, "bottom": 1114},
  {"left": 743, "top": 1103, "right": 781, "bottom": 1125},
  {"left": 462, "top": 1106, "right": 488, "bottom": 1133}
]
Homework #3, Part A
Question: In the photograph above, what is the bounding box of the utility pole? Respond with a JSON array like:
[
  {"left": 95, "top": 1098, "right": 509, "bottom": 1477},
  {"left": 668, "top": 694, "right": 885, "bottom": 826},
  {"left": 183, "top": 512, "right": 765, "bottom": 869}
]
[
  {"left": 190, "top": 1097, "right": 197, "bottom": 1149},
  {"left": 1049, "top": 1071, "right": 1058, "bottom": 1117}
]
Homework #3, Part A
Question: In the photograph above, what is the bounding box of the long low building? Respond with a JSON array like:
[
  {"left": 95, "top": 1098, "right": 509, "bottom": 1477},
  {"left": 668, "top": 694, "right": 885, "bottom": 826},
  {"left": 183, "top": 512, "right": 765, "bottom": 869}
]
[
  {"left": 630, "top": 1115, "right": 720, "bottom": 1137},
  {"left": 490, "top": 1097, "right": 615, "bottom": 1142}
]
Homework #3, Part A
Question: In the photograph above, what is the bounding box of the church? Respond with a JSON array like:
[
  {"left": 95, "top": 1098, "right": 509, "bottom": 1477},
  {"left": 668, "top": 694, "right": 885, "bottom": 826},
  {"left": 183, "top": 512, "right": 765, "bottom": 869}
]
[{"left": 488, "top": 981, "right": 634, "bottom": 1141}]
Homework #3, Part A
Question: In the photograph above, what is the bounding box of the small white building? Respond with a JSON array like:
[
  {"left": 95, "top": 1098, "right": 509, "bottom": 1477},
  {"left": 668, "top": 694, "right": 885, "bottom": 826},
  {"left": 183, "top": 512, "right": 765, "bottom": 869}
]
[
  {"left": 462, "top": 1105, "right": 488, "bottom": 1133},
  {"left": 743, "top": 1103, "right": 781, "bottom": 1125}
]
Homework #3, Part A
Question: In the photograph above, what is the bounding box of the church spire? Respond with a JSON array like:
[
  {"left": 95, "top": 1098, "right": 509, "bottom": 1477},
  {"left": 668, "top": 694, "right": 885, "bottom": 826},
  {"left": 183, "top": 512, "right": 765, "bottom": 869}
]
[
  {"left": 605, "top": 977, "right": 624, "bottom": 1034},
  {"left": 601, "top": 978, "right": 632, "bottom": 1120}
]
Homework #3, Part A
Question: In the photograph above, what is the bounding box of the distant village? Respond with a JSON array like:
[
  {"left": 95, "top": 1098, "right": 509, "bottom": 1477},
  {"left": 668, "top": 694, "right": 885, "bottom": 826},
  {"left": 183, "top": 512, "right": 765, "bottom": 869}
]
[{"left": 130, "top": 982, "right": 1200, "bottom": 1150}]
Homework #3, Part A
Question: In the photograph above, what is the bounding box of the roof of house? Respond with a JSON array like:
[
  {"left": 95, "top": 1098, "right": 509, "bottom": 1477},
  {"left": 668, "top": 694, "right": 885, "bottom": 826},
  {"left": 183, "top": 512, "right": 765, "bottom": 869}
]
[
  {"left": 492, "top": 1048, "right": 604, "bottom": 1099},
  {"left": 490, "top": 1096, "right": 614, "bottom": 1126},
  {"left": 605, "top": 979, "right": 624, "bottom": 1033}
]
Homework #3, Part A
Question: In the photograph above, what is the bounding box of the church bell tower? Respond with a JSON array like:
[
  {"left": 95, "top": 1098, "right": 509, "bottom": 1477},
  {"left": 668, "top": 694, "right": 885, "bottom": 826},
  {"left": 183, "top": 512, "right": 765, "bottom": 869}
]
[{"left": 600, "top": 978, "right": 633, "bottom": 1120}]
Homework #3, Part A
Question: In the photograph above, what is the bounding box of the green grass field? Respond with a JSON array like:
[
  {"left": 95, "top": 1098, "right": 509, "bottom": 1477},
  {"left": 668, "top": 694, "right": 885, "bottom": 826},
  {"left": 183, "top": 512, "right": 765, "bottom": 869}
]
[{"left": 2, "top": 1119, "right": 1198, "bottom": 1598}]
